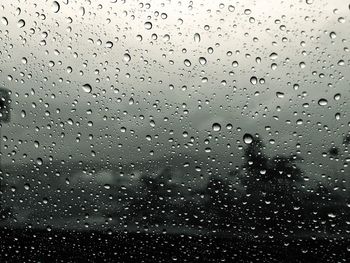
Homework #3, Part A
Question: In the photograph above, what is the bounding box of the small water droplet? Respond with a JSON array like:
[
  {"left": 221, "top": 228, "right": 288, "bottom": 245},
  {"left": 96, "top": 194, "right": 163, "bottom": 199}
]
[
  {"left": 276, "top": 92, "right": 285, "bottom": 98},
  {"left": 79, "top": 6, "right": 85, "bottom": 16},
  {"left": 228, "top": 5, "right": 235, "bottom": 12},
  {"left": 194, "top": 33, "right": 201, "bottom": 43}
]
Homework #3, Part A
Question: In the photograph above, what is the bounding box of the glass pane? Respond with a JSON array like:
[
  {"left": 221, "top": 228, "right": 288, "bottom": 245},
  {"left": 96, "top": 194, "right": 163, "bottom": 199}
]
[{"left": 1, "top": 0, "right": 349, "bottom": 261}]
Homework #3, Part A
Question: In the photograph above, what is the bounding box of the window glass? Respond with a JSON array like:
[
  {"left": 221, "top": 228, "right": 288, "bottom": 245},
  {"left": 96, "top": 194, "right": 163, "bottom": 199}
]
[{"left": 0, "top": 0, "right": 349, "bottom": 261}]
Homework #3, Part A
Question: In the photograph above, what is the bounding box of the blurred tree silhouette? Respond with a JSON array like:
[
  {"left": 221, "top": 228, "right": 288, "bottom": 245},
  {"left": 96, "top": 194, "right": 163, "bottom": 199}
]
[
  {"left": 328, "top": 146, "right": 340, "bottom": 157},
  {"left": 130, "top": 168, "right": 175, "bottom": 225},
  {"left": 241, "top": 135, "right": 269, "bottom": 195},
  {"left": 343, "top": 134, "right": 350, "bottom": 145},
  {"left": 0, "top": 178, "right": 11, "bottom": 221},
  {"left": 240, "top": 134, "right": 304, "bottom": 234},
  {"left": 205, "top": 175, "right": 237, "bottom": 228}
]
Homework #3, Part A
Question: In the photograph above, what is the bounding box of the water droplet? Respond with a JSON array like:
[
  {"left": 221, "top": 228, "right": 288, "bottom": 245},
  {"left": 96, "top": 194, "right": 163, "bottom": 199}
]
[
  {"left": 329, "top": 31, "right": 336, "bottom": 39},
  {"left": 17, "top": 19, "right": 25, "bottom": 28},
  {"left": 20, "top": 110, "right": 26, "bottom": 118},
  {"left": 276, "top": 92, "right": 285, "bottom": 98},
  {"left": 334, "top": 93, "right": 341, "bottom": 100},
  {"left": 232, "top": 61, "right": 239, "bottom": 67},
  {"left": 123, "top": 53, "right": 131, "bottom": 62},
  {"left": 250, "top": 76, "right": 257, "bottom": 85},
  {"left": 24, "top": 184, "right": 30, "bottom": 190},
  {"left": 105, "top": 41, "right": 113, "bottom": 48},
  {"left": 306, "top": 0, "right": 314, "bottom": 4},
  {"left": 82, "top": 84, "right": 92, "bottom": 93},
  {"left": 52, "top": 1, "right": 60, "bottom": 13},
  {"left": 243, "top": 134, "right": 253, "bottom": 144},
  {"left": 335, "top": 113, "right": 341, "bottom": 120},
  {"left": 212, "top": 123, "right": 221, "bottom": 132},
  {"left": 79, "top": 6, "right": 85, "bottom": 16},
  {"left": 36, "top": 158, "right": 43, "bottom": 165},
  {"left": 199, "top": 57, "right": 207, "bottom": 65},
  {"left": 104, "top": 184, "right": 111, "bottom": 190},
  {"left": 144, "top": 21, "right": 152, "bottom": 30},
  {"left": 318, "top": 98, "right": 328, "bottom": 106},
  {"left": 269, "top": 52, "right": 278, "bottom": 60},
  {"left": 194, "top": 33, "right": 201, "bottom": 43},
  {"left": 328, "top": 213, "right": 336, "bottom": 218},
  {"left": 184, "top": 59, "right": 191, "bottom": 67},
  {"left": 1, "top": 17, "right": 8, "bottom": 26},
  {"left": 228, "top": 5, "right": 235, "bottom": 12},
  {"left": 337, "top": 60, "right": 345, "bottom": 66}
]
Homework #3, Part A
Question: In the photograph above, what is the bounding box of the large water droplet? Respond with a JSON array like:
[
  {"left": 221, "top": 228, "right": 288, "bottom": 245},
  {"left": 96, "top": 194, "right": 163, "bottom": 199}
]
[
  {"left": 105, "top": 41, "right": 113, "bottom": 48},
  {"left": 329, "top": 31, "right": 336, "bottom": 39},
  {"left": 269, "top": 52, "right": 278, "bottom": 60},
  {"left": 36, "top": 158, "right": 43, "bottom": 165},
  {"left": 243, "top": 133, "right": 253, "bottom": 144},
  {"left": 1, "top": 17, "right": 8, "bottom": 26},
  {"left": 212, "top": 123, "right": 221, "bottom": 132},
  {"left": 17, "top": 19, "right": 25, "bottom": 28},
  {"left": 318, "top": 98, "right": 328, "bottom": 106},
  {"left": 123, "top": 53, "right": 131, "bottom": 62},
  {"left": 334, "top": 93, "right": 341, "bottom": 101},
  {"left": 52, "top": 1, "right": 60, "bottom": 13},
  {"left": 82, "top": 84, "right": 92, "bottom": 93},
  {"left": 199, "top": 57, "right": 207, "bottom": 65},
  {"left": 184, "top": 59, "right": 191, "bottom": 67},
  {"left": 144, "top": 21, "right": 152, "bottom": 30},
  {"left": 250, "top": 76, "right": 257, "bottom": 85}
]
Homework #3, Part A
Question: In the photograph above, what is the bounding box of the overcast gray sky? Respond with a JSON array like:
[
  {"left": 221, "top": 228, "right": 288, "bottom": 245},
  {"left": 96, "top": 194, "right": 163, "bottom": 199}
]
[{"left": 0, "top": 0, "right": 349, "bottom": 186}]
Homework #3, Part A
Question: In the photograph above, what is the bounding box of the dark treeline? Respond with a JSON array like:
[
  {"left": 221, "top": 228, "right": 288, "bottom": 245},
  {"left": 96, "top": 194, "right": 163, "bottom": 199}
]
[
  {"left": 110, "top": 133, "right": 349, "bottom": 236},
  {"left": 1, "top": 134, "right": 349, "bottom": 237}
]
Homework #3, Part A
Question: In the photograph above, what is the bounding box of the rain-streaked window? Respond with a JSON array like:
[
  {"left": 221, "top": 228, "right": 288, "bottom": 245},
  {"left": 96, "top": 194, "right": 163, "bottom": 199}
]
[{"left": 0, "top": 0, "right": 349, "bottom": 261}]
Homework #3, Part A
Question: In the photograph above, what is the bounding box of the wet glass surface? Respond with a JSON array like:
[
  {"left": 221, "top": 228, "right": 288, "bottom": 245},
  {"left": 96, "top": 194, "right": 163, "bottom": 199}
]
[{"left": 0, "top": 0, "right": 349, "bottom": 261}]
